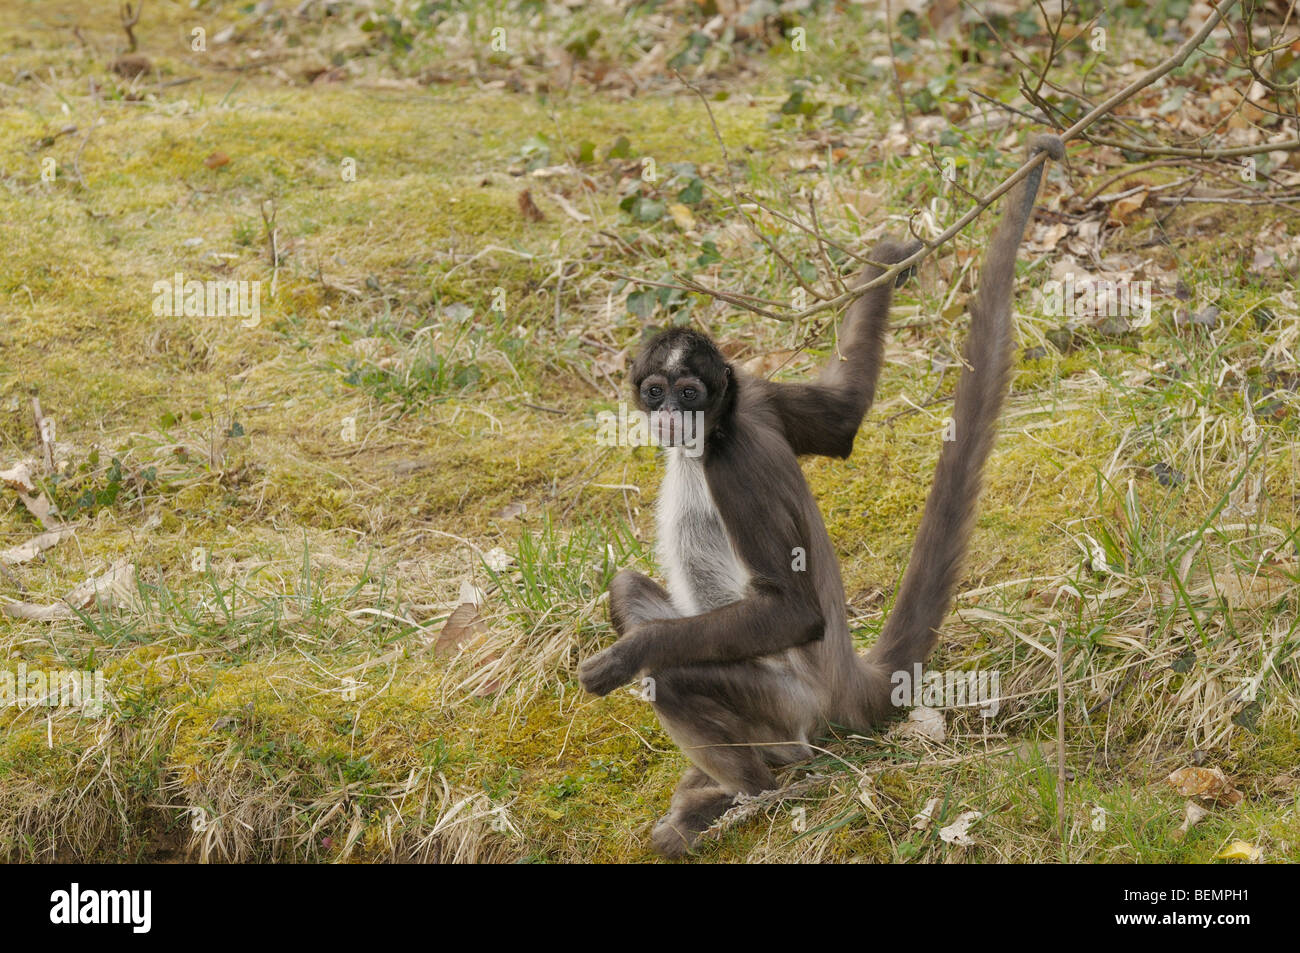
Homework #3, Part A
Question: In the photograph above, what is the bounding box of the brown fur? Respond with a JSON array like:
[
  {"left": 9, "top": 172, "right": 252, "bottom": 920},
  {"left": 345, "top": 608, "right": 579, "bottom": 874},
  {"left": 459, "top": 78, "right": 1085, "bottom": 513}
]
[{"left": 580, "top": 135, "right": 1064, "bottom": 857}]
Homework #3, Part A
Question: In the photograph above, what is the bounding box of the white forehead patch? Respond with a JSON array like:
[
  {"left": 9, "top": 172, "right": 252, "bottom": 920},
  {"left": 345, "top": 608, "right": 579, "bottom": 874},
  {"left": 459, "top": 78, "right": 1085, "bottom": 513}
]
[{"left": 664, "top": 346, "right": 686, "bottom": 375}]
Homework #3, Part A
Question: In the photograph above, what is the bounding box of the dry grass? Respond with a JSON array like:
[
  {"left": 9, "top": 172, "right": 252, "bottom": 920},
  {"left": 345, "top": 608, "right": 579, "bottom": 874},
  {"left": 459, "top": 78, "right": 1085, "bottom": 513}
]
[{"left": 1, "top": 1, "right": 1298, "bottom": 863}]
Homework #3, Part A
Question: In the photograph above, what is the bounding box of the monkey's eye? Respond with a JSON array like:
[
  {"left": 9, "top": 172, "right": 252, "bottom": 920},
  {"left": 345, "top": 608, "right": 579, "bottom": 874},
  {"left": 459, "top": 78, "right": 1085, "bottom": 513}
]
[
  {"left": 647, "top": 384, "right": 664, "bottom": 400},
  {"left": 681, "top": 387, "right": 697, "bottom": 401}
]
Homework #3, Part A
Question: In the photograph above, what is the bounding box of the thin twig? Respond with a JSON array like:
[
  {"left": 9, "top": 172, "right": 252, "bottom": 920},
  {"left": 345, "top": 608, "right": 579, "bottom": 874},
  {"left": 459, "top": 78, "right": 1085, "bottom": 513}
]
[
  {"left": 1083, "top": 133, "right": 1300, "bottom": 159},
  {"left": 120, "top": 1, "right": 143, "bottom": 53},
  {"left": 676, "top": 70, "right": 832, "bottom": 303},
  {"left": 883, "top": 0, "right": 911, "bottom": 135},
  {"left": 630, "top": 0, "right": 1244, "bottom": 328},
  {"left": 739, "top": 192, "right": 873, "bottom": 264},
  {"left": 1055, "top": 621, "right": 1066, "bottom": 852}
]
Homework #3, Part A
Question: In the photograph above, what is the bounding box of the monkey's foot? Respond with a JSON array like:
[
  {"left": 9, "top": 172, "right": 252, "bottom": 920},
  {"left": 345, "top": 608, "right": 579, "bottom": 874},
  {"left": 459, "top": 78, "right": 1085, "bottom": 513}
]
[{"left": 650, "top": 788, "right": 736, "bottom": 859}]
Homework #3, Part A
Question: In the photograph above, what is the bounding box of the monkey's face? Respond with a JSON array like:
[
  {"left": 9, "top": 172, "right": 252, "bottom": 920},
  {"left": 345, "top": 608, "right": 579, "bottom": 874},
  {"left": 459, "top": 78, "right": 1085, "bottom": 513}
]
[
  {"left": 638, "top": 370, "right": 709, "bottom": 447},
  {"left": 630, "top": 328, "right": 732, "bottom": 452}
]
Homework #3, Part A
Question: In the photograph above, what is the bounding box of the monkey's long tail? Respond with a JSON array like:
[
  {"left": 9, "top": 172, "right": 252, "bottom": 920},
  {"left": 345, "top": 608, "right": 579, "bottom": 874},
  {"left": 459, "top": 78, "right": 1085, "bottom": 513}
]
[{"left": 865, "top": 134, "right": 1064, "bottom": 680}]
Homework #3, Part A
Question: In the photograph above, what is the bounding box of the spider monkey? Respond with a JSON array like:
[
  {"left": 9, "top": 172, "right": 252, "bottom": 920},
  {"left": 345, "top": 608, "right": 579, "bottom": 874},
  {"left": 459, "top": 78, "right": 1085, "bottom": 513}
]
[{"left": 580, "top": 134, "right": 1065, "bottom": 857}]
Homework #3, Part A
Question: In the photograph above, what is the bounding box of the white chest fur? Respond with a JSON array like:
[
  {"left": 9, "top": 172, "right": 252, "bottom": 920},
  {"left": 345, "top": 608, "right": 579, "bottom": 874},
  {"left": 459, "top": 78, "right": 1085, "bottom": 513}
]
[{"left": 656, "top": 448, "right": 751, "bottom": 615}]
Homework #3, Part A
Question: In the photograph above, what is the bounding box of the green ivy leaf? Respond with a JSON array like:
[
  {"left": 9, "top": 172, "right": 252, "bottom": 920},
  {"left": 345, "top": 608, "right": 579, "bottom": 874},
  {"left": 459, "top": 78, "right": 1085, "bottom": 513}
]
[
  {"left": 677, "top": 178, "right": 704, "bottom": 205},
  {"left": 627, "top": 289, "right": 657, "bottom": 318},
  {"left": 607, "top": 135, "right": 632, "bottom": 159}
]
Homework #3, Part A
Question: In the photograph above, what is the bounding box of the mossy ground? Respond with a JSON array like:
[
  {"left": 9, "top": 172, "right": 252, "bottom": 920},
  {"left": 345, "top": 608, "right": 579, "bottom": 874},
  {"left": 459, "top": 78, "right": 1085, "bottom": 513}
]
[{"left": 1, "top": 2, "right": 1297, "bottom": 862}]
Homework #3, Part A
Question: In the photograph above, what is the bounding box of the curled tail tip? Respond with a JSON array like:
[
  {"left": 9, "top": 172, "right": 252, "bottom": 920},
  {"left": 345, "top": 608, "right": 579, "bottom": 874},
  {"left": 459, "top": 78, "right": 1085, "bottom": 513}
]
[
  {"left": 868, "top": 237, "right": 924, "bottom": 264},
  {"left": 1029, "top": 133, "right": 1065, "bottom": 161}
]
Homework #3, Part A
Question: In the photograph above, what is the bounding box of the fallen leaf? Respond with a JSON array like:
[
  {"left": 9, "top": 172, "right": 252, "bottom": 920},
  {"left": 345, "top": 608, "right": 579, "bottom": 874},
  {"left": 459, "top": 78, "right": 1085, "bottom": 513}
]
[
  {"left": 493, "top": 502, "right": 526, "bottom": 520},
  {"left": 1035, "top": 221, "right": 1070, "bottom": 251},
  {"left": 741, "top": 349, "right": 803, "bottom": 377},
  {"left": 911, "top": 797, "right": 941, "bottom": 830},
  {"left": 204, "top": 151, "right": 230, "bottom": 169},
  {"left": 1251, "top": 245, "right": 1278, "bottom": 274},
  {"left": 1107, "top": 189, "right": 1148, "bottom": 226},
  {"left": 892, "top": 705, "right": 946, "bottom": 742},
  {"left": 433, "top": 602, "right": 485, "bottom": 657},
  {"left": 3, "top": 559, "right": 136, "bottom": 621},
  {"left": 528, "top": 164, "right": 576, "bottom": 179},
  {"left": 593, "top": 348, "right": 626, "bottom": 378},
  {"left": 1216, "top": 839, "right": 1262, "bottom": 862},
  {"left": 483, "top": 547, "right": 513, "bottom": 572},
  {"left": 856, "top": 774, "right": 876, "bottom": 809},
  {"left": 15, "top": 490, "right": 57, "bottom": 529},
  {"left": 1167, "top": 766, "right": 1244, "bottom": 805},
  {"left": 1, "top": 459, "right": 60, "bottom": 528},
  {"left": 110, "top": 54, "right": 151, "bottom": 77},
  {"left": 1170, "top": 800, "right": 1210, "bottom": 841},
  {"left": 938, "top": 811, "right": 981, "bottom": 846},
  {"left": 457, "top": 580, "right": 485, "bottom": 606},
  {"left": 517, "top": 189, "right": 545, "bottom": 222},
  {"left": 0, "top": 528, "right": 75, "bottom": 566},
  {"left": 667, "top": 202, "right": 696, "bottom": 231},
  {"left": 544, "top": 190, "right": 591, "bottom": 223},
  {"left": 0, "top": 460, "right": 38, "bottom": 495}
]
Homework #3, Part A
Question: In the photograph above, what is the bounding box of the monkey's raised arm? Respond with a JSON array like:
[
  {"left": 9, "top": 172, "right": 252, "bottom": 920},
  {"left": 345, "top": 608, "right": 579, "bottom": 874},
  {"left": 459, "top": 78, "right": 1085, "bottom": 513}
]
[
  {"left": 760, "top": 238, "right": 922, "bottom": 458},
  {"left": 867, "top": 134, "right": 1065, "bottom": 675}
]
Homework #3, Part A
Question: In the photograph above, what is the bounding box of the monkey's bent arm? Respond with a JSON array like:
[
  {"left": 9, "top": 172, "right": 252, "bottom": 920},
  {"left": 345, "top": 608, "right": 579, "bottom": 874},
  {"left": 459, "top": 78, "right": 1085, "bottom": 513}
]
[
  {"left": 629, "top": 586, "right": 824, "bottom": 670},
  {"left": 763, "top": 238, "right": 922, "bottom": 458}
]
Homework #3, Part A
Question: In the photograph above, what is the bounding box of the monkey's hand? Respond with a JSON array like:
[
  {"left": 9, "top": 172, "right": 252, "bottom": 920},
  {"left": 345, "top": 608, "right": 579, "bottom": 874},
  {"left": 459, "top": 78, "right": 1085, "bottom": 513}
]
[{"left": 579, "top": 637, "right": 644, "bottom": 697}]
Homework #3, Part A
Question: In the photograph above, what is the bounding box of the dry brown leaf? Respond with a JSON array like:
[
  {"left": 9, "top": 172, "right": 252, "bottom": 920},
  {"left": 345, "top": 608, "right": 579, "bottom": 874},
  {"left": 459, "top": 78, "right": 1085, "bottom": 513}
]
[
  {"left": 1, "top": 460, "right": 60, "bottom": 529},
  {"left": 0, "top": 528, "right": 75, "bottom": 566},
  {"left": 892, "top": 705, "right": 946, "bottom": 743},
  {"left": 1107, "top": 189, "right": 1148, "bottom": 226},
  {"left": 938, "top": 811, "right": 981, "bottom": 846},
  {"left": 517, "top": 189, "right": 545, "bottom": 222},
  {"left": 592, "top": 348, "right": 626, "bottom": 378},
  {"left": 3, "top": 559, "right": 136, "bottom": 621},
  {"left": 434, "top": 602, "right": 485, "bottom": 657},
  {"left": 0, "top": 460, "right": 38, "bottom": 495},
  {"left": 204, "top": 151, "right": 231, "bottom": 169},
  {"left": 1166, "top": 766, "right": 1244, "bottom": 805},
  {"left": 110, "top": 54, "right": 151, "bottom": 77},
  {"left": 1035, "top": 221, "right": 1070, "bottom": 251},
  {"left": 484, "top": 547, "right": 513, "bottom": 572},
  {"left": 16, "top": 490, "right": 57, "bottom": 528},
  {"left": 832, "top": 187, "right": 883, "bottom": 222}
]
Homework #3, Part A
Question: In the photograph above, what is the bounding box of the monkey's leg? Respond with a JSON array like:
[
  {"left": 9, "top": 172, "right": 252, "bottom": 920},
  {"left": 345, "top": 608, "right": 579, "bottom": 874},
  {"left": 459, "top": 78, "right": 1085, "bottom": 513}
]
[
  {"left": 647, "top": 661, "right": 818, "bottom": 857},
  {"left": 651, "top": 768, "right": 734, "bottom": 859},
  {"left": 608, "top": 568, "right": 679, "bottom": 636}
]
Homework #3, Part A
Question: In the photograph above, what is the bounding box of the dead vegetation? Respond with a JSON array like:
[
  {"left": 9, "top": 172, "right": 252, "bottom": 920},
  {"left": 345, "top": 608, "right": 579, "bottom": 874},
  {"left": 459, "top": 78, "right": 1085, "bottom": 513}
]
[{"left": 1, "top": 1, "right": 1298, "bottom": 863}]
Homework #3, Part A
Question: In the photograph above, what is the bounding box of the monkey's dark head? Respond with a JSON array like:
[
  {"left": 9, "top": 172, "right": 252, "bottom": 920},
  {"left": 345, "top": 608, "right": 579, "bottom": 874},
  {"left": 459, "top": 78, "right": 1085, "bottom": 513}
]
[{"left": 630, "top": 327, "right": 735, "bottom": 450}]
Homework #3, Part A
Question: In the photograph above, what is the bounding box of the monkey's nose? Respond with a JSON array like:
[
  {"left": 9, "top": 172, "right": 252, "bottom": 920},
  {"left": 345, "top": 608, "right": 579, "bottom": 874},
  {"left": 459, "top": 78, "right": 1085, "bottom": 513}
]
[{"left": 651, "top": 410, "right": 678, "bottom": 445}]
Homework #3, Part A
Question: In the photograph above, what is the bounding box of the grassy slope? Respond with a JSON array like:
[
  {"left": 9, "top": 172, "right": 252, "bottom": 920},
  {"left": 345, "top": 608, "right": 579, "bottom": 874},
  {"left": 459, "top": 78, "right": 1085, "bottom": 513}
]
[{"left": 1, "top": 1, "right": 1297, "bottom": 862}]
